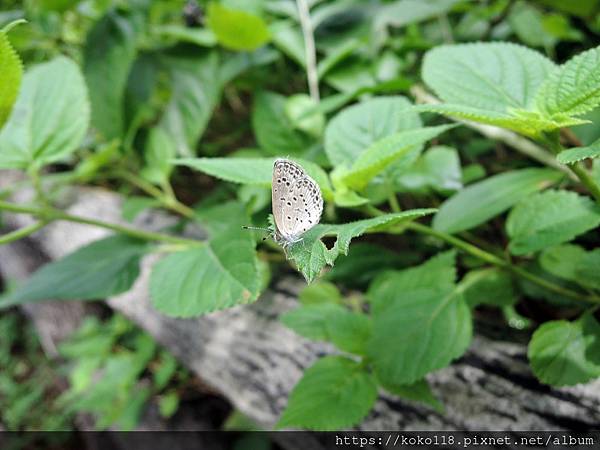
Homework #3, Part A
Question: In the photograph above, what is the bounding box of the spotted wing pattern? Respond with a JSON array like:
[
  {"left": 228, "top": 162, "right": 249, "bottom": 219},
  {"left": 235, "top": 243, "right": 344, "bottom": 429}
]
[{"left": 272, "top": 159, "right": 323, "bottom": 243}]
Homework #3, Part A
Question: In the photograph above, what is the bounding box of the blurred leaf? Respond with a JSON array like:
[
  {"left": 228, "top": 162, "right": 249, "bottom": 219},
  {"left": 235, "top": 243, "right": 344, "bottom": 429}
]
[
  {"left": 159, "top": 51, "right": 221, "bottom": 156},
  {"left": 277, "top": 356, "right": 377, "bottom": 430},
  {"left": 150, "top": 202, "right": 260, "bottom": 317},
  {"left": 528, "top": 314, "right": 600, "bottom": 386},
  {"left": 0, "top": 30, "right": 22, "bottom": 128},
  {"left": 121, "top": 196, "right": 160, "bottom": 222},
  {"left": 0, "top": 236, "right": 147, "bottom": 308},
  {"left": 153, "top": 24, "right": 217, "bottom": 47},
  {"left": 153, "top": 351, "right": 178, "bottom": 391},
  {"left": 84, "top": 11, "right": 136, "bottom": 140},
  {"left": 0, "top": 56, "right": 90, "bottom": 169},
  {"left": 367, "top": 251, "right": 472, "bottom": 384},
  {"left": 396, "top": 146, "right": 462, "bottom": 194},
  {"left": 285, "top": 94, "right": 325, "bottom": 138},
  {"left": 556, "top": 138, "right": 600, "bottom": 164},
  {"left": 540, "top": 245, "right": 600, "bottom": 291},
  {"left": 462, "top": 268, "right": 517, "bottom": 308},
  {"left": 252, "top": 91, "right": 312, "bottom": 156},
  {"left": 325, "top": 96, "right": 421, "bottom": 167},
  {"left": 507, "top": 190, "right": 600, "bottom": 255},
  {"left": 378, "top": 378, "right": 443, "bottom": 413},
  {"left": 140, "top": 127, "right": 176, "bottom": 185},
  {"left": 375, "top": 0, "right": 460, "bottom": 29},
  {"left": 158, "top": 391, "right": 179, "bottom": 418},
  {"left": 299, "top": 281, "right": 342, "bottom": 305},
  {"left": 537, "top": 46, "right": 600, "bottom": 118},
  {"left": 207, "top": 2, "right": 271, "bottom": 51},
  {"left": 433, "top": 168, "right": 562, "bottom": 234},
  {"left": 508, "top": 2, "right": 555, "bottom": 49},
  {"left": 287, "top": 209, "right": 436, "bottom": 283}
]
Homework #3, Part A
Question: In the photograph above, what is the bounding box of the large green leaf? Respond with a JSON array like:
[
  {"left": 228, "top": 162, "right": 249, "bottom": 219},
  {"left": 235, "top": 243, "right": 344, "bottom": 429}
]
[
  {"left": 537, "top": 46, "right": 600, "bottom": 118},
  {"left": 421, "top": 42, "right": 564, "bottom": 135},
  {"left": 281, "top": 303, "right": 371, "bottom": 355},
  {"left": 0, "top": 56, "right": 90, "bottom": 169},
  {"left": 528, "top": 314, "right": 600, "bottom": 386},
  {"left": 173, "top": 156, "right": 333, "bottom": 201},
  {"left": 433, "top": 168, "right": 563, "bottom": 234},
  {"left": 206, "top": 2, "right": 271, "bottom": 52},
  {"left": 0, "top": 236, "right": 147, "bottom": 308},
  {"left": 461, "top": 268, "right": 517, "bottom": 308},
  {"left": 287, "top": 209, "right": 436, "bottom": 283},
  {"left": 333, "top": 125, "right": 455, "bottom": 191},
  {"left": 150, "top": 202, "right": 260, "bottom": 317},
  {"left": 367, "top": 251, "right": 472, "bottom": 385},
  {"left": 556, "top": 137, "right": 600, "bottom": 164},
  {"left": 159, "top": 51, "right": 221, "bottom": 156},
  {"left": 277, "top": 356, "right": 378, "bottom": 430},
  {"left": 324, "top": 96, "right": 421, "bottom": 167},
  {"left": 252, "top": 91, "right": 312, "bottom": 156},
  {"left": 0, "top": 31, "right": 22, "bottom": 129},
  {"left": 507, "top": 190, "right": 600, "bottom": 255},
  {"left": 84, "top": 11, "right": 136, "bottom": 140}
]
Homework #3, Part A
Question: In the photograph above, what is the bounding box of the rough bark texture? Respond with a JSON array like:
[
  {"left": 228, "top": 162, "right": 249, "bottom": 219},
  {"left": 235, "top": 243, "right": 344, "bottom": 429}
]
[{"left": 1, "top": 183, "right": 599, "bottom": 432}]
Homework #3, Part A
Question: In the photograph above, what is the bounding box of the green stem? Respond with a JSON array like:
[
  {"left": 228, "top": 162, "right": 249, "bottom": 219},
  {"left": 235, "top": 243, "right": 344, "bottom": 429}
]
[
  {"left": 0, "top": 221, "right": 47, "bottom": 246},
  {"left": 542, "top": 132, "right": 600, "bottom": 204},
  {"left": 0, "top": 200, "right": 200, "bottom": 247},
  {"left": 407, "top": 222, "right": 600, "bottom": 304}
]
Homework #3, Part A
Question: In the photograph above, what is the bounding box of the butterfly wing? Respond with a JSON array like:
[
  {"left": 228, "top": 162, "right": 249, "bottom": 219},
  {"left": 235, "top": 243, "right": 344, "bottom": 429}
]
[{"left": 272, "top": 159, "right": 323, "bottom": 241}]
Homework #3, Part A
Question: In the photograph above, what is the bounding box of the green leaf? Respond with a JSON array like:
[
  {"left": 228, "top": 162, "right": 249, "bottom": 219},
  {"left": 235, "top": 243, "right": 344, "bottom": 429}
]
[
  {"left": 282, "top": 303, "right": 371, "bottom": 355},
  {"left": 433, "top": 168, "right": 563, "bottom": 234},
  {"left": 396, "top": 146, "right": 462, "bottom": 194},
  {"left": 375, "top": 0, "right": 461, "bottom": 29},
  {"left": 287, "top": 209, "right": 436, "bottom": 283},
  {"left": 173, "top": 156, "right": 333, "bottom": 201},
  {"left": 461, "top": 268, "right": 517, "bottom": 308},
  {"left": 84, "top": 11, "right": 136, "bottom": 140},
  {"left": 334, "top": 125, "right": 455, "bottom": 191},
  {"left": 367, "top": 251, "right": 472, "bottom": 385},
  {"left": 207, "top": 2, "right": 271, "bottom": 51},
  {"left": 0, "top": 56, "right": 90, "bottom": 169},
  {"left": 277, "top": 356, "right": 377, "bottom": 430},
  {"left": 153, "top": 25, "right": 217, "bottom": 47},
  {"left": 0, "top": 236, "right": 147, "bottom": 308},
  {"left": 423, "top": 42, "right": 556, "bottom": 113},
  {"left": 576, "top": 249, "right": 600, "bottom": 291},
  {"left": 140, "top": 127, "right": 176, "bottom": 185},
  {"left": 556, "top": 138, "right": 600, "bottom": 164},
  {"left": 150, "top": 202, "right": 260, "bottom": 317},
  {"left": 537, "top": 46, "right": 600, "bottom": 118},
  {"left": 121, "top": 196, "right": 160, "bottom": 222},
  {"left": 378, "top": 378, "right": 444, "bottom": 413},
  {"left": 299, "top": 281, "right": 342, "bottom": 305},
  {"left": 0, "top": 31, "right": 22, "bottom": 128},
  {"left": 158, "top": 391, "right": 179, "bottom": 418},
  {"left": 159, "top": 51, "right": 221, "bottom": 157},
  {"left": 325, "top": 96, "right": 421, "bottom": 167},
  {"left": 285, "top": 94, "right": 325, "bottom": 138},
  {"left": 252, "top": 91, "right": 312, "bottom": 156},
  {"left": 540, "top": 245, "right": 600, "bottom": 291},
  {"left": 507, "top": 190, "right": 600, "bottom": 255},
  {"left": 528, "top": 314, "right": 600, "bottom": 386}
]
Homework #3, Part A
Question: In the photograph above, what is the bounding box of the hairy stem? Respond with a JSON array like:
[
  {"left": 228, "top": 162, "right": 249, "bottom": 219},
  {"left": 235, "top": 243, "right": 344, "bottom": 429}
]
[
  {"left": 296, "top": 0, "right": 320, "bottom": 102},
  {"left": 0, "top": 200, "right": 200, "bottom": 247}
]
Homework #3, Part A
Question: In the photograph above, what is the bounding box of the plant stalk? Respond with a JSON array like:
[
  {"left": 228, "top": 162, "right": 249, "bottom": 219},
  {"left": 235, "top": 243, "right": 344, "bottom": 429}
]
[
  {"left": 0, "top": 221, "right": 47, "bottom": 246},
  {"left": 296, "top": 0, "right": 320, "bottom": 102}
]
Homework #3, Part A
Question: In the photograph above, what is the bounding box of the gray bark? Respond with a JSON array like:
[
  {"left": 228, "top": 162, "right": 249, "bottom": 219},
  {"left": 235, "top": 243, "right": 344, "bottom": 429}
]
[{"left": 1, "top": 182, "right": 599, "bottom": 431}]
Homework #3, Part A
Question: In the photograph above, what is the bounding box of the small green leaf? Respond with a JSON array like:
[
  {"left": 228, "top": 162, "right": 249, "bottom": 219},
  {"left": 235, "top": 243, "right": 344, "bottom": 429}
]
[
  {"left": 84, "top": 11, "right": 136, "bottom": 139},
  {"left": 150, "top": 202, "right": 260, "bottom": 317},
  {"left": 378, "top": 378, "right": 444, "bottom": 413},
  {"left": 159, "top": 51, "right": 221, "bottom": 156},
  {"left": 507, "top": 190, "right": 600, "bottom": 255},
  {"left": 140, "top": 127, "right": 176, "bottom": 185},
  {"left": 299, "top": 281, "right": 342, "bottom": 305},
  {"left": 207, "top": 2, "right": 271, "bottom": 52},
  {"left": 121, "top": 196, "right": 161, "bottom": 222},
  {"left": 0, "top": 31, "right": 22, "bottom": 128},
  {"left": 0, "top": 56, "right": 90, "bottom": 169},
  {"left": 433, "top": 168, "right": 563, "bottom": 234},
  {"left": 158, "top": 391, "right": 179, "bottom": 418},
  {"left": 528, "top": 314, "right": 600, "bottom": 386},
  {"left": 252, "top": 91, "right": 312, "bottom": 156},
  {"left": 461, "top": 268, "right": 517, "bottom": 308},
  {"left": 325, "top": 96, "right": 421, "bottom": 168},
  {"left": 277, "top": 356, "right": 378, "bottom": 430},
  {"left": 287, "top": 209, "right": 436, "bottom": 283},
  {"left": 153, "top": 351, "right": 178, "bottom": 390},
  {"left": 556, "top": 138, "right": 600, "bottom": 164},
  {"left": 537, "top": 46, "right": 600, "bottom": 118},
  {"left": 0, "top": 236, "right": 147, "bottom": 308},
  {"left": 173, "top": 156, "right": 333, "bottom": 201},
  {"left": 335, "top": 125, "right": 455, "bottom": 191},
  {"left": 396, "top": 146, "right": 463, "bottom": 194},
  {"left": 285, "top": 94, "right": 325, "bottom": 138},
  {"left": 367, "top": 251, "right": 472, "bottom": 385},
  {"left": 282, "top": 303, "right": 371, "bottom": 355}
]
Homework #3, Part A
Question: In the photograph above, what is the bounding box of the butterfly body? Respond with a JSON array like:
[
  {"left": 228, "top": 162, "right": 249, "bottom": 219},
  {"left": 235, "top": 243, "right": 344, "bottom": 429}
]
[{"left": 271, "top": 159, "right": 323, "bottom": 249}]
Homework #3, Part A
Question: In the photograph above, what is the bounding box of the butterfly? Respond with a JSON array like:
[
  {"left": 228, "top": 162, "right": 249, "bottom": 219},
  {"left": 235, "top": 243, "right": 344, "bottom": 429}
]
[{"left": 244, "top": 159, "right": 323, "bottom": 251}]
